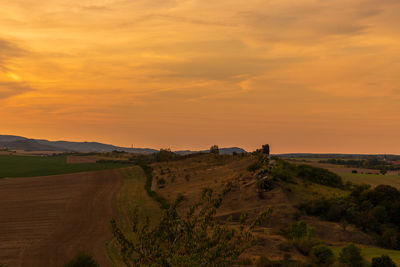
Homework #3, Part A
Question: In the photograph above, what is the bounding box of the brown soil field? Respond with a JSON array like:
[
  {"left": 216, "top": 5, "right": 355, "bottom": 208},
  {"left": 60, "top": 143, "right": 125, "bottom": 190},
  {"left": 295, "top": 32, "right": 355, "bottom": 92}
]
[
  {"left": 66, "top": 155, "right": 98, "bottom": 164},
  {"left": 0, "top": 169, "right": 123, "bottom": 267}
]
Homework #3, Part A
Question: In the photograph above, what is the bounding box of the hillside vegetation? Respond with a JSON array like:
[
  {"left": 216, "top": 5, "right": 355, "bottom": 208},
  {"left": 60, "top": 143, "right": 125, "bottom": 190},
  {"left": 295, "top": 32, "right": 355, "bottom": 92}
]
[{"left": 103, "top": 149, "right": 399, "bottom": 266}]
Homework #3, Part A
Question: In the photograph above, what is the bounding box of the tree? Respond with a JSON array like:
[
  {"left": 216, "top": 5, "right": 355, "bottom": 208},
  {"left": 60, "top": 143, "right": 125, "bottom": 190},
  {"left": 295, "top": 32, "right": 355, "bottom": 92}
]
[
  {"left": 310, "top": 245, "right": 335, "bottom": 266},
  {"left": 210, "top": 145, "right": 219, "bottom": 154},
  {"left": 64, "top": 252, "right": 99, "bottom": 267},
  {"left": 339, "top": 243, "right": 364, "bottom": 267},
  {"left": 111, "top": 186, "right": 270, "bottom": 266},
  {"left": 371, "top": 255, "right": 397, "bottom": 267},
  {"left": 262, "top": 144, "right": 270, "bottom": 156}
]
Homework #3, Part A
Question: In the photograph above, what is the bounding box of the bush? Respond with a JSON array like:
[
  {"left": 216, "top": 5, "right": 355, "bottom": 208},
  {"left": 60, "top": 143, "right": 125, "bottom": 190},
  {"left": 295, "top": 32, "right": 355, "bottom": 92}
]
[
  {"left": 237, "top": 257, "right": 253, "bottom": 265},
  {"left": 278, "top": 241, "right": 294, "bottom": 252},
  {"left": 257, "top": 256, "right": 275, "bottom": 267},
  {"left": 294, "top": 238, "right": 322, "bottom": 256},
  {"left": 248, "top": 161, "right": 263, "bottom": 172},
  {"left": 371, "top": 255, "right": 397, "bottom": 267},
  {"left": 158, "top": 178, "right": 166, "bottom": 188},
  {"left": 111, "top": 186, "right": 271, "bottom": 266},
  {"left": 210, "top": 145, "right": 219, "bottom": 154},
  {"left": 64, "top": 252, "right": 99, "bottom": 267},
  {"left": 284, "top": 221, "right": 315, "bottom": 240},
  {"left": 141, "top": 163, "right": 169, "bottom": 209},
  {"left": 299, "top": 184, "right": 400, "bottom": 250},
  {"left": 296, "top": 164, "right": 343, "bottom": 188},
  {"left": 310, "top": 245, "right": 335, "bottom": 266},
  {"left": 338, "top": 243, "right": 364, "bottom": 267},
  {"left": 258, "top": 177, "right": 275, "bottom": 191}
]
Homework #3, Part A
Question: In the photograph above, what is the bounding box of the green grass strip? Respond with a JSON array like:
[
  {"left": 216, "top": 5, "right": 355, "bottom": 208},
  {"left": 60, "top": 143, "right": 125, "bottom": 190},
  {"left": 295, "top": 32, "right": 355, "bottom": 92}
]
[{"left": 139, "top": 163, "right": 170, "bottom": 209}]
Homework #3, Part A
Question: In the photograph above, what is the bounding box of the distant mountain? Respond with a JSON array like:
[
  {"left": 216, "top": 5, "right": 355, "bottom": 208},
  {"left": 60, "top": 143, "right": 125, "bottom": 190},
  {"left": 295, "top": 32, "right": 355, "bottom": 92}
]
[
  {"left": 0, "top": 135, "right": 246, "bottom": 155},
  {"left": 0, "top": 139, "right": 61, "bottom": 151},
  {"left": 0, "top": 135, "right": 28, "bottom": 142},
  {"left": 35, "top": 139, "right": 158, "bottom": 154},
  {"left": 0, "top": 135, "right": 157, "bottom": 154}
]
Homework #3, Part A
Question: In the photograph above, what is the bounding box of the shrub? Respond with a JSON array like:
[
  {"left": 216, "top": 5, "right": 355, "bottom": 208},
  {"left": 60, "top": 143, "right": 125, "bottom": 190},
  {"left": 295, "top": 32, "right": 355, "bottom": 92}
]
[
  {"left": 141, "top": 163, "right": 169, "bottom": 209},
  {"left": 278, "top": 241, "right": 294, "bottom": 252},
  {"left": 379, "top": 227, "right": 400, "bottom": 249},
  {"left": 296, "top": 164, "right": 343, "bottom": 188},
  {"left": 310, "top": 245, "right": 335, "bottom": 266},
  {"left": 285, "top": 221, "right": 315, "bottom": 240},
  {"left": 294, "top": 237, "right": 321, "bottom": 256},
  {"left": 248, "top": 161, "right": 263, "bottom": 172},
  {"left": 371, "top": 255, "right": 397, "bottom": 267},
  {"left": 338, "top": 243, "right": 364, "bottom": 267},
  {"left": 158, "top": 178, "right": 166, "bottom": 188},
  {"left": 279, "top": 221, "right": 321, "bottom": 256},
  {"left": 210, "top": 145, "right": 219, "bottom": 154},
  {"left": 258, "top": 177, "right": 275, "bottom": 191},
  {"left": 237, "top": 257, "right": 253, "bottom": 265},
  {"left": 257, "top": 256, "right": 275, "bottom": 267},
  {"left": 64, "top": 252, "right": 99, "bottom": 267},
  {"left": 111, "top": 186, "right": 271, "bottom": 266}
]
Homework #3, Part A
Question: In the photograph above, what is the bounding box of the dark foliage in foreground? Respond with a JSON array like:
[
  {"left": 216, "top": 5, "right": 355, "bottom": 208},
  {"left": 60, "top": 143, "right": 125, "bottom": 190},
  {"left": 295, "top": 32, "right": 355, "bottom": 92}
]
[
  {"left": 111, "top": 186, "right": 271, "bottom": 266},
  {"left": 64, "top": 252, "right": 99, "bottom": 267}
]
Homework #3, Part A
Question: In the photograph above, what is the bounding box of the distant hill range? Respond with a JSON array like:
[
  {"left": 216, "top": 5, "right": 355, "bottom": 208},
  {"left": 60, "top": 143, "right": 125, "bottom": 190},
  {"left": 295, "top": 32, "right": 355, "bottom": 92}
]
[
  {"left": 277, "top": 153, "right": 400, "bottom": 159},
  {"left": 0, "top": 135, "right": 246, "bottom": 155}
]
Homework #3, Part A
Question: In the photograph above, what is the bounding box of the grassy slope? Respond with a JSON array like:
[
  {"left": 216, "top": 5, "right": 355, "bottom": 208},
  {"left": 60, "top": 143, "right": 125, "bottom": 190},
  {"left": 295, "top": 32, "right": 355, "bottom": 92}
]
[
  {"left": 331, "top": 245, "right": 400, "bottom": 265},
  {"left": 0, "top": 154, "right": 126, "bottom": 178},
  {"left": 287, "top": 158, "right": 400, "bottom": 189},
  {"left": 105, "top": 156, "right": 400, "bottom": 265},
  {"left": 340, "top": 172, "right": 400, "bottom": 189},
  {"left": 106, "top": 167, "right": 161, "bottom": 266}
]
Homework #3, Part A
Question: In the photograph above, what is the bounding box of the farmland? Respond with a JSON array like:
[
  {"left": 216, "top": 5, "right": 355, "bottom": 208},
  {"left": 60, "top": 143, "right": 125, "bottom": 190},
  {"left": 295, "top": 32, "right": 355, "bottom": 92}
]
[
  {"left": 340, "top": 172, "right": 400, "bottom": 189},
  {"left": 286, "top": 158, "right": 400, "bottom": 189},
  {"left": 0, "top": 169, "right": 123, "bottom": 266},
  {"left": 0, "top": 154, "right": 127, "bottom": 178}
]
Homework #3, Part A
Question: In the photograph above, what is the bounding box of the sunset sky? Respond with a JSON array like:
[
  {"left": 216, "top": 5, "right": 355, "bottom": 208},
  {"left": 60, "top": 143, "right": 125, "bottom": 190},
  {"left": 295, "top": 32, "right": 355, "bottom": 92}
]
[{"left": 1, "top": 0, "right": 399, "bottom": 153}]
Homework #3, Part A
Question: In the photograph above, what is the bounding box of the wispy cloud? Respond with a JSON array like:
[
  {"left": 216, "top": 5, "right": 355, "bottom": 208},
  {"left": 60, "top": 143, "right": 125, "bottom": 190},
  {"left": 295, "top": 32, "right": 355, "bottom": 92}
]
[
  {"left": 0, "top": 0, "right": 399, "bottom": 152},
  {"left": 0, "top": 81, "right": 34, "bottom": 99}
]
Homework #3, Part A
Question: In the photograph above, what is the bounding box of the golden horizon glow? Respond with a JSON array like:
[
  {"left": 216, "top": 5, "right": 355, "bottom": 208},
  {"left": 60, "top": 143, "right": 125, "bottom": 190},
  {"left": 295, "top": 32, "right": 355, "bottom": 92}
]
[{"left": 1, "top": 0, "right": 399, "bottom": 153}]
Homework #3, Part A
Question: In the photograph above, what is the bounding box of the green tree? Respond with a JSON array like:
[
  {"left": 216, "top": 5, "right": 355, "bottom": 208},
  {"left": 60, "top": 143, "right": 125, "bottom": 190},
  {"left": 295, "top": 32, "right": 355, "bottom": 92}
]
[
  {"left": 310, "top": 245, "right": 335, "bottom": 266},
  {"left": 371, "top": 255, "right": 397, "bottom": 267},
  {"left": 210, "top": 145, "right": 219, "bottom": 154},
  {"left": 64, "top": 252, "right": 99, "bottom": 267},
  {"left": 339, "top": 243, "right": 364, "bottom": 267},
  {"left": 111, "top": 186, "right": 270, "bottom": 266}
]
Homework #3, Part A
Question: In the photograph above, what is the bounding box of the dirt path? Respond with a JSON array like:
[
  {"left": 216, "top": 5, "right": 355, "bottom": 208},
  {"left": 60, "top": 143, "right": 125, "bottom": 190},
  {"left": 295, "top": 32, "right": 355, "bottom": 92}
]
[{"left": 0, "top": 169, "right": 123, "bottom": 267}]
